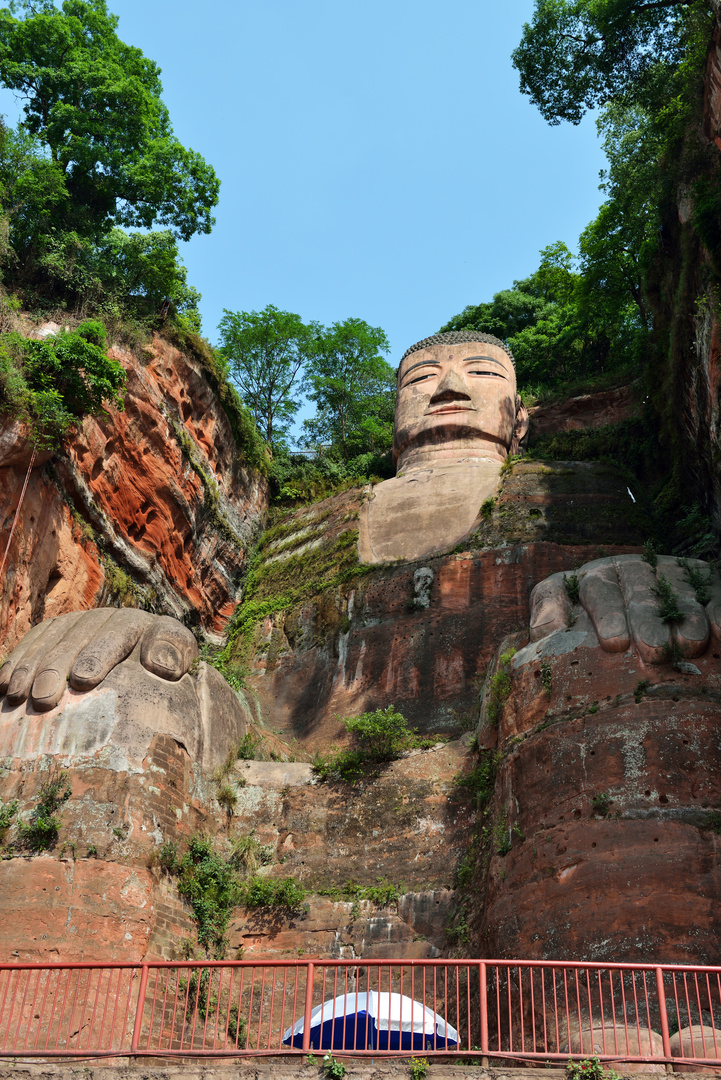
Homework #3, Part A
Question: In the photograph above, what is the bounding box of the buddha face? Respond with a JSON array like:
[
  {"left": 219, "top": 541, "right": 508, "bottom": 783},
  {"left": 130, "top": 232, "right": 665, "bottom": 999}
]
[{"left": 393, "top": 340, "right": 528, "bottom": 470}]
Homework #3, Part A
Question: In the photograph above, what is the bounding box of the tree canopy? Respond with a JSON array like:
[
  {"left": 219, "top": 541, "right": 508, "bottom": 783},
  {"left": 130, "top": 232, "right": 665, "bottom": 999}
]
[
  {"left": 0, "top": 0, "right": 219, "bottom": 244},
  {"left": 218, "top": 305, "right": 319, "bottom": 446},
  {"left": 302, "top": 318, "right": 394, "bottom": 459},
  {"left": 511, "top": 0, "right": 706, "bottom": 124}
]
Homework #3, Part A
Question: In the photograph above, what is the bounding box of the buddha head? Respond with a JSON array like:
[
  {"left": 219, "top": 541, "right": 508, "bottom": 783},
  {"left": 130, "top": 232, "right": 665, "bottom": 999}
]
[{"left": 393, "top": 331, "right": 529, "bottom": 472}]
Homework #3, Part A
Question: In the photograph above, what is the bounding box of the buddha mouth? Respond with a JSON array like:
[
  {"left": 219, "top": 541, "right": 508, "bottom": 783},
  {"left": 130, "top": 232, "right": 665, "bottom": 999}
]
[{"left": 424, "top": 405, "right": 478, "bottom": 416}]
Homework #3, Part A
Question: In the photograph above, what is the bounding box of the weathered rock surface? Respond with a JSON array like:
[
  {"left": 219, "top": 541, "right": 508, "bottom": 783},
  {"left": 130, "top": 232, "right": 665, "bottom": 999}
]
[
  {"left": 0, "top": 333, "right": 268, "bottom": 654},
  {"left": 528, "top": 384, "right": 639, "bottom": 438}
]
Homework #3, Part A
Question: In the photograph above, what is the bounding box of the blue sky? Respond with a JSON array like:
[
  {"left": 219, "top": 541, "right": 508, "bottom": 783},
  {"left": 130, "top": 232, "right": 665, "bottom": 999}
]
[
  {"left": 1, "top": 1, "right": 607, "bottom": 419},
  {"left": 109, "top": 1, "right": 605, "bottom": 359}
]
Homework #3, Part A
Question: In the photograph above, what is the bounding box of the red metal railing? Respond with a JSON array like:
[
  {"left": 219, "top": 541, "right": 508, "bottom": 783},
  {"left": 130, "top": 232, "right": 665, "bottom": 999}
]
[{"left": 1, "top": 959, "right": 721, "bottom": 1064}]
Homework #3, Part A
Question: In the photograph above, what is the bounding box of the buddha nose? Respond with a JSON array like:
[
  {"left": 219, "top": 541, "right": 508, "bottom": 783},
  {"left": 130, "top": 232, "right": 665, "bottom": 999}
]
[{"left": 429, "top": 368, "right": 471, "bottom": 404}]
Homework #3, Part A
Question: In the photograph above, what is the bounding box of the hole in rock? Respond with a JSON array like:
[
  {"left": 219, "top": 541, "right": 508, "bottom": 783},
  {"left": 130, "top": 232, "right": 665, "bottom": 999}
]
[
  {"left": 659, "top": 794, "right": 668, "bottom": 804},
  {"left": 645, "top": 790, "right": 651, "bottom": 797},
  {"left": 590, "top": 751, "right": 595, "bottom": 756},
  {"left": 654, "top": 838, "right": 659, "bottom": 842},
  {"left": 592, "top": 842, "right": 596, "bottom": 848},
  {"left": 573, "top": 809, "right": 581, "bottom": 819}
]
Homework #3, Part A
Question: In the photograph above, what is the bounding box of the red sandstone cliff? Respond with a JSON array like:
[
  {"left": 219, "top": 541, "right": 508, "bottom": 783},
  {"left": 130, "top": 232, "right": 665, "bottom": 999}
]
[{"left": 0, "top": 331, "right": 269, "bottom": 653}]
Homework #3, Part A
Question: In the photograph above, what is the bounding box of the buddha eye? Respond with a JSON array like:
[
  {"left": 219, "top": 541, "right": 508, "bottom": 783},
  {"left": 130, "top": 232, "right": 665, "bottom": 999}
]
[
  {"left": 407, "top": 372, "right": 436, "bottom": 386},
  {"left": 469, "top": 369, "right": 505, "bottom": 378}
]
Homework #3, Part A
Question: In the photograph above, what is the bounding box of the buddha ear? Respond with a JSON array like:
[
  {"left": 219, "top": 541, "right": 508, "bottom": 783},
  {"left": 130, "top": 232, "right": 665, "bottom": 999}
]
[{"left": 510, "top": 394, "right": 530, "bottom": 456}]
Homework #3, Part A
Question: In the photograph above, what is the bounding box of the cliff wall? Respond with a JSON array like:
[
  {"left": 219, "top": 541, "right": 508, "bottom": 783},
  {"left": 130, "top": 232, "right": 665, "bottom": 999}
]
[
  {"left": 0, "top": 331, "right": 269, "bottom": 653},
  {"left": 242, "top": 460, "right": 646, "bottom": 747}
]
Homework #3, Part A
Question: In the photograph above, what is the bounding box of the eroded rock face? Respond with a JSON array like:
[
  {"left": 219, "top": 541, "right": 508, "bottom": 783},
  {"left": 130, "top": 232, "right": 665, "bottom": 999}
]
[{"left": 0, "top": 333, "right": 268, "bottom": 653}]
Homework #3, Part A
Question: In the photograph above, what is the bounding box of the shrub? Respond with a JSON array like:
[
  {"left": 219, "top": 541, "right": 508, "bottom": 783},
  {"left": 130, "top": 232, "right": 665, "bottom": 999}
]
[
  {"left": 312, "top": 706, "right": 427, "bottom": 782},
  {"left": 238, "top": 875, "right": 307, "bottom": 910},
  {"left": 0, "top": 327, "right": 125, "bottom": 448},
  {"left": 176, "top": 835, "right": 243, "bottom": 954},
  {"left": 16, "top": 773, "right": 71, "bottom": 852}
]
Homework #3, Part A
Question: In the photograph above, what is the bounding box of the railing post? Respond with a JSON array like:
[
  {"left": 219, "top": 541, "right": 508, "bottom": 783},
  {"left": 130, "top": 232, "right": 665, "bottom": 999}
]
[
  {"left": 302, "top": 962, "right": 315, "bottom": 1052},
  {"left": 131, "top": 963, "right": 149, "bottom": 1054},
  {"left": 655, "top": 966, "right": 672, "bottom": 1067},
  {"left": 480, "top": 962, "right": 489, "bottom": 1066}
]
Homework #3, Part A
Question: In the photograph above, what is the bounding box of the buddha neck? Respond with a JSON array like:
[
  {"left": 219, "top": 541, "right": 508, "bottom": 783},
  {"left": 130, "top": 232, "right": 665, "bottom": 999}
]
[{"left": 394, "top": 443, "right": 509, "bottom": 474}]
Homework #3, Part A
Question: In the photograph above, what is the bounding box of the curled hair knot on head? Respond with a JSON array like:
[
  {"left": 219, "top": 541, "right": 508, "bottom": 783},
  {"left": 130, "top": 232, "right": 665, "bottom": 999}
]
[{"left": 398, "top": 331, "right": 515, "bottom": 375}]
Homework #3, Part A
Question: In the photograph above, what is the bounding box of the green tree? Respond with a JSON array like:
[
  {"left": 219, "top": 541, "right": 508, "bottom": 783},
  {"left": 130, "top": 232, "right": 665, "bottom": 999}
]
[
  {"left": 441, "top": 243, "right": 599, "bottom": 390},
  {"left": 0, "top": 0, "right": 219, "bottom": 251},
  {"left": 218, "top": 304, "right": 318, "bottom": 445},
  {"left": 302, "top": 318, "right": 393, "bottom": 458},
  {"left": 511, "top": 0, "right": 705, "bottom": 125}
]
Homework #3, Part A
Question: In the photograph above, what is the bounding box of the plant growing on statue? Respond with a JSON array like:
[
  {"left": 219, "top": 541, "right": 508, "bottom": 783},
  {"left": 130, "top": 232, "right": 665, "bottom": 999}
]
[
  {"left": 176, "top": 834, "right": 243, "bottom": 955},
  {"left": 564, "top": 572, "right": 580, "bottom": 605},
  {"left": 592, "top": 792, "right": 612, "bottom": 818},
  {"left": 678, "top": 557, "right": 713, "bottom": 606},
  {"left": 642, "top": 540, "right": 658, "bottom": 570},
  {"left": 540, "top": 659, "right": 552, "bottom": 695},
  {"left": 236, "top": 732, "right": 263, "bottom": 760},
  {"left": 312, "top": 705, "right": 427, "bottom": 782},
  {"left": 653, "top": 574, "right": 684, "bottom": 625},
  {"left": 238, "top": 874, "right": 306, "bottom": 911},
  {"left": 16, "top": 773, "right": 71, "bottom": 853},
  {"left": 0, "top": 799, "right": 18, "bottom": 838},
  {"left": 634, "top": 680, "right": 649, "bottom": 704},
  {"left": 216, "top": 784, "right": 238, "bottom": 814},
  {"left": 229, "top": 832, "right": 274, "bottom": 875},
  {"left": 454, "top": 750, "right": 500, "bottom": 811}
]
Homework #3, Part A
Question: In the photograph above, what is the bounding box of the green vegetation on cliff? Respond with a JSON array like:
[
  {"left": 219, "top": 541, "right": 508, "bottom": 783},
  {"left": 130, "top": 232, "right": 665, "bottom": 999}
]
[{"left": 0, "top": 318, "right": 125, "bottom": 446}]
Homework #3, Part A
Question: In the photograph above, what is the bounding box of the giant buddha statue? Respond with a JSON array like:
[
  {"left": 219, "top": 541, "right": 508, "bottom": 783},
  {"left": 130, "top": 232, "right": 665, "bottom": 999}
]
[{"left": 358, "top": 331, "right": 529, "bottom": 564}]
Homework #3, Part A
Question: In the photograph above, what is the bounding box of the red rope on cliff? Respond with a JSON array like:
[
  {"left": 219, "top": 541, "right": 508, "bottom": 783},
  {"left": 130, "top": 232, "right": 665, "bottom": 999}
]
[{"left": 0, "top": 445, "right": 37, "bottom": 590}]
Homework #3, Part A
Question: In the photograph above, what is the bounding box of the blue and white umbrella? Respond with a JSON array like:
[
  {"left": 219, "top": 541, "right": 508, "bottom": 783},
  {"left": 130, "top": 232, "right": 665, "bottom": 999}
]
[{"left": 283, "top": 991, "right": 459, "bottom": 1051}]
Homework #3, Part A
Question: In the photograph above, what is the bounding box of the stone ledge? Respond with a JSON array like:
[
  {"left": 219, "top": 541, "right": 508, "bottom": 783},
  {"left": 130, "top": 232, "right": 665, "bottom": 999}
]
[{"left": 0, "top": 1065, "right": 574, "bottom": 1080}]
